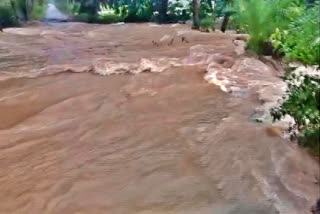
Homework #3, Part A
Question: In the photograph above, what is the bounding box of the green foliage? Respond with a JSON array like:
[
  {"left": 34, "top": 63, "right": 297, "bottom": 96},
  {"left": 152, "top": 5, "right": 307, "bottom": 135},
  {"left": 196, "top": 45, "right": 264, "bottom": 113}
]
[
  {"left": 233, "top": 0, "right": 308, "bottom": 54},
  {"left": 114, "top": 5, "right": 129, "bottom": 18},
  {"left": 200, "top": 15, "right": 215, "bottom": 29},
  {"left": 0, "top": 0, "right": 48, "bottom": 23},
  {"left": 199, "top": 0, "right": 213, "bottom": 19},
  {"left": 10, "top": 0, "right": 28, "bottom": 21},
  {"left": 234, "top": 0, "right": 277, "bottom": 54},
  {"left": 271, "top": 69, "right": 320, "bottom": 156},
  {"left": 78, "top": 0, "right": 99, "bottom": 16},
  {"left": 214, "top": 0, "right": 228, "bottom": 17},
  {"left": 197, "top": 0, "right": 216, "bottom": 30},
  {"left": 268, "top": 0, "right": 305, "bottom": 30},
  {"left": 124, "top": 0, "right": 153, "bottom": 22},
  {"left": 63, "top": 0, "right": 154, "bottom": 23},
  {"left": 73, "top": 13, "right": 90, "bottom": 22},
  {"left": 0, "top": 4, "right": 19, "bottom": 27},
  {"left": 271, "top": 4, "right": 320, "bottom": 65},
  {"left": 55, "top": 0, "right": 81, "bottom": 15},
  {"left": 167, "top": 0, "right": 191, "bottom": 22},
  {"left": 96, "top": 13, "right": 123, "bottom": 24},
  {"left": 30, "top": 0, "right": 48, "bottom": 20}
]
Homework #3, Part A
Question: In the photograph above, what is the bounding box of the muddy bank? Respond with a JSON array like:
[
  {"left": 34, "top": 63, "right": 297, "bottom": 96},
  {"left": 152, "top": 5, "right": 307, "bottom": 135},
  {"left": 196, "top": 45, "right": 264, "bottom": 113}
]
[{"left": 0, "top": 23, "right": 319, "bottom": 214}]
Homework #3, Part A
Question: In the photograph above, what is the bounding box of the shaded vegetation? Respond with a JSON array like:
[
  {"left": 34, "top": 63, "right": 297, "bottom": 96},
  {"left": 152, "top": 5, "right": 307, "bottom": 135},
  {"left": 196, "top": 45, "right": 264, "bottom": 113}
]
[
  {"left": 272, "top": 69, "right": 320, "bottom": 157},
  {"left": 0, "top": 5, "right": 19, "bottom": 27},
  {"left": 270, "top": 4, "right": 320, "bottom": 65}
]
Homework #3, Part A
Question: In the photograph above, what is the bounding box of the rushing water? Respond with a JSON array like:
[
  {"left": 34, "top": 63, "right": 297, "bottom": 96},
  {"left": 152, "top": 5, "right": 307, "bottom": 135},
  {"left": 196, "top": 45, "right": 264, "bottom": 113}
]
[
  {"left": 0, "top": 23, "right": 318, "bottom": 214},
  {"left": 45, "top": 3, "right": 68, "bottom": 21}
]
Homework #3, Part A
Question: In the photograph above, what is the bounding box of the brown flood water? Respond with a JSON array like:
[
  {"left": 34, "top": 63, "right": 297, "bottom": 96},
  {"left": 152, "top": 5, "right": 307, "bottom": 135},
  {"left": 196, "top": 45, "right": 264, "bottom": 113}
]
[{"left": 0, "top": 23, "right": 319, "bottom": 214}]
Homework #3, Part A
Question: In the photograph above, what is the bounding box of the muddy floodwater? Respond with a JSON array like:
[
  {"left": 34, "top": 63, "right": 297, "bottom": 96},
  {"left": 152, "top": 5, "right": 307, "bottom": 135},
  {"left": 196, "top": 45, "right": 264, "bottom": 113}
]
[{"left": 0, "top": 23, "right": 319, "bottom": 214}]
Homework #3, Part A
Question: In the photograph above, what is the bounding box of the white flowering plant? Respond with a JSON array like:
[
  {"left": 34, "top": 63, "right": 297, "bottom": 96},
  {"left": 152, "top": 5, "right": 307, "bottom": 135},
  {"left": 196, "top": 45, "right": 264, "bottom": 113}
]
[
  {"left": 168, "top": 0, "right": 191, "bottom": 21},
  {"left": 271, "top": 65, "right": 320, "bottom": 156}
]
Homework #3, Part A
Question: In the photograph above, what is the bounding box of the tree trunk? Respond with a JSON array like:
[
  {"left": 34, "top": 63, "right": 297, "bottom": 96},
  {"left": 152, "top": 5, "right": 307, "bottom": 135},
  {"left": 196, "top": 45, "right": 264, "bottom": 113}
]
[
  {"left": 220, "top": 0, "right": 231, "bottom": 32},
  {"left": 160, "top": 0, "right": 168, "bottom": 23},
  {"left": 25, "top": 0, "right": 33, "bottom": 21},
  {"left": 220, "top": 14, "right": 230, "bottom": 32},
  {"left": 207, "top": 0, "right": 213, "bottom": 11},
  {"left": 192, "top": 0, "right": 200, "bottom": 29}
]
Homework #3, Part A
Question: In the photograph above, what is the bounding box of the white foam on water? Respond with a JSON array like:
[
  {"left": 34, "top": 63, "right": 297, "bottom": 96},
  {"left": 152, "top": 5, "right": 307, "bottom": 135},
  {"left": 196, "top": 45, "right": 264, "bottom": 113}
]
[{"left": 92, "top": 58, "right": 181, "bottom": 76}]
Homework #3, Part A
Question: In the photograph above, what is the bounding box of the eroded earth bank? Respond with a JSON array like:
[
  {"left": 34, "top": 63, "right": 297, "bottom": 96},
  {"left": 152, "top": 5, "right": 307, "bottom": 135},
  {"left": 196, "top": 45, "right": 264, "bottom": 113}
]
[{"left": 0, "top": 23, "right": 319, "bottom": 214}]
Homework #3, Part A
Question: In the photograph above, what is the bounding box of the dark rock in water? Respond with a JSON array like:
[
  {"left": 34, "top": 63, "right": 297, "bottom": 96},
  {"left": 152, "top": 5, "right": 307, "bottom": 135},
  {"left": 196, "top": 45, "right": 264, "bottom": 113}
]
[
  {"left": 250, "top": 110, "right": 270, "bottom": 123},
  {"left": 263, "top": 41, "right": 274, "bottom": 56},
  {"left": 312, "top": 199, "right": 320, "bottom": 214}
]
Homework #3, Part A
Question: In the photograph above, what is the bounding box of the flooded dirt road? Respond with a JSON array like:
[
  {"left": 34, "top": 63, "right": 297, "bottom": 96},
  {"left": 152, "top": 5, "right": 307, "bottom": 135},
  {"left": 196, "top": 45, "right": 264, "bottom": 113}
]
[{"left": 0, "top": 23, "right": 319, "bottom": 214}]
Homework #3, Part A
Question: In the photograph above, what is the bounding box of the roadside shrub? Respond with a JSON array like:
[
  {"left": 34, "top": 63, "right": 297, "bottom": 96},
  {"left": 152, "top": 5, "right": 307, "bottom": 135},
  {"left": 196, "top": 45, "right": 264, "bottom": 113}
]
[
  {"left": 96, "top": 5, "right": 123, "bottom": 23},
  {"left": 114, "top": 5, "right": 129, "bottom": 18},
  {"left": 9, "top": 0, "right": 28, "bottom": 21},
  {"left": 215, "top": 0, "right": 232, "bottom": 18},
  {"left": 72, "top": 4, "right": 123, "bottom": 24},
  {"left": 73, "top": 13, "right": 89, "bottom": 22},
  {"left": 1, "top": 0, "right": 49, "bottom": 23},
  {"left": 233, "top": 0, "right": 306, "bottom": 54},
  {"left": 0, "top": 5, "right": 18, "bottom": 27},
  {"left": 269, "top": 0, "right": 305, "bottom": 30},
  {"left": 234, "top": 0, "right": 276, "bottom": 54},
  {"left": 271, "top": 66, "right": 320, "bottom": 156},
  {"left": 167, "top": 0, "right": 191, "bottom": 22},
  {"left": 124, "top": 0, "right": 153, "bottom": 22},
  {"left": 55, "top": 0, "right": 80, "bottom": 15},
  {"left": 96, "top": 14, "right": 123, "bottom": 24},
  {"left": 30, "top": 0, "right": 48, "bottom": 20},
  {"left": 270, "top": 4, "right": 320, "bottom": 65},
  {"left": 199, "top": 0, "right": 213, "bottom": 19},
  {"left": 198, "top": 0, "right": 216, "bottom": 30},
  {"left": 200, "top": 15, "right": 215, "bottom": 30}
]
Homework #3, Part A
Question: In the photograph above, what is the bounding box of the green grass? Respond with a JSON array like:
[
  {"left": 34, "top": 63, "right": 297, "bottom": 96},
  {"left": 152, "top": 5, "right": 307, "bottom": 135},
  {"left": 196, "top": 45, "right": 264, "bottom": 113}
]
[
  {"left": 200, "top": 16, "right": 215, "bottom": 30},
  {"left": 233, "top": 0, "right": 306, "bottom": 54},
  {"left": 271, "top": 4, "right": 320, "bottom": 65}
]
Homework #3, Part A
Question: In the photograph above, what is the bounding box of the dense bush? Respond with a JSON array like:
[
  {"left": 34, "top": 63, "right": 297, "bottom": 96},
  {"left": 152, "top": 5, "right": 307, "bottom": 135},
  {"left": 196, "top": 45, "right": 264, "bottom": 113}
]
[
  {"left": 232, "top": 0, "right": 307, "bottom": 54},
  {"left": 55, "top": 0, "right": 81, "bottom": 15},
  {"left": 199, "top": 0, "right": 213, "bottom": 19},
  {"left": 271, "top": 4, "right": 320, "bottom": 65},
  {"left": 233, "top": 0, "right": 277, "bottom": 53},
  {"left": 124, "top": 0, "right": 153, "bottom": 22},
  {"left": 167, "top": 0, "right": 191, "bottom": 22},
  {"left": 271, "top": 66, "right": 320, "bottom": 156},
  {"left": 198, "top": 0, "right": 216, "bottom": 30},
  {"left": 0, "top": 5, "right": 19, "bottom": 27},
  {"left": 200, "top": 15, "right": 215, "bottom": 30},
  {"left": 30, "top": 0, "right": 48, "bottom": 20},
  {"left": 0, "top": 0, "right": 48, "bottom": 25},
  {"left": 96, "top": 14, "right": 123, "bottom": 24}
]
